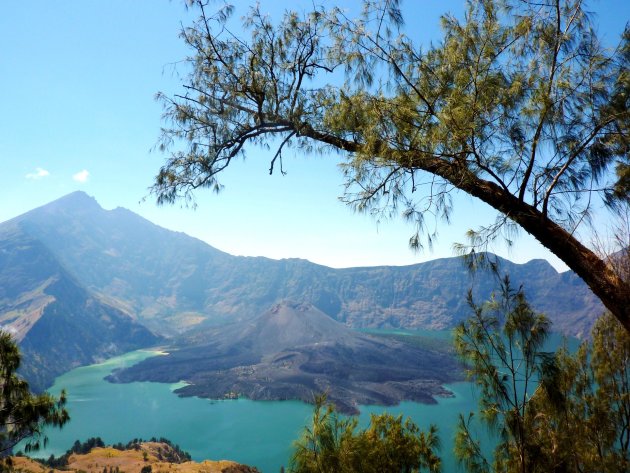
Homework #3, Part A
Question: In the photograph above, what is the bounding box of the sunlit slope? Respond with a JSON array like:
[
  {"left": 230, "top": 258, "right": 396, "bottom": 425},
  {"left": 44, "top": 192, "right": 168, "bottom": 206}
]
[
  {"left": 3, "top": 191, "right": 603, "bottom": 338},
  {"left": 11, "top": 441, "right": 258, "bottom": 473},
  {"left": 0, "top": 224, "right": 161, "bottom": 391}
]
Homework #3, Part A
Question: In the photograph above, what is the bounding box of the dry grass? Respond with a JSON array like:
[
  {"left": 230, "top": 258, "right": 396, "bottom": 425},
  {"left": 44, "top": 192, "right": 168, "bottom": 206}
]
[{"left": 11, "top": 442, "right": 258, "bottom": 473}]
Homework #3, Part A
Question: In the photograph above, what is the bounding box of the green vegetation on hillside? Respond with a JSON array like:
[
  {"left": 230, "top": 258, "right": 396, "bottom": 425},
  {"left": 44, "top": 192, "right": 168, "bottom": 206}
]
[
  {"left": 289, "top": 395, "right": 440, "bottom": 473},
  {"left": 41, "top": 437, "right": 192, "bottom": 469},
  {"left": 40, "top": 438, "right": 105, "bottom": 468},
  {"left": 289, "top": 282, "right": 630, "bottom": 472}
]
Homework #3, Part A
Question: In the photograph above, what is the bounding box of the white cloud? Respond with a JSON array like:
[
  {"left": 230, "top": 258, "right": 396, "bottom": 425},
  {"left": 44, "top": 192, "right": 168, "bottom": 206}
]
[
  {"left": 25, "top": 167, "right": 50, "bottom": 180},
  {"left": 72, "top": 169, "right": 90, "bottom": 183}
]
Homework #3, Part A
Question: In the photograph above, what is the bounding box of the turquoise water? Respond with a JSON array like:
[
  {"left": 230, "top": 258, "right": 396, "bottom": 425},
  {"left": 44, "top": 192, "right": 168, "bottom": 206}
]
[
  {"left": 25, "top": 349, "right": 481, "bottom": 473},
  {"left": 359, "top": 327, "right": 455, "bottom": 340}
]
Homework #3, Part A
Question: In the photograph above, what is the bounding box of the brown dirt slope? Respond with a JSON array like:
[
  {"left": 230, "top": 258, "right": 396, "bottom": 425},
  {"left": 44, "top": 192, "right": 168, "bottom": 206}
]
[{"left": 11, "top": 442, "right": 258, "bottom": 473}]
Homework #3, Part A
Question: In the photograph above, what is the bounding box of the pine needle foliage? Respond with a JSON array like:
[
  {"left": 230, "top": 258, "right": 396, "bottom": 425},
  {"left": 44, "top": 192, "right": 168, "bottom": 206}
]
[
  {"left": 454, "top": 277, "right": 551, "bottom": 473},
  {"left": 454, "top": 279, "right": 630, "bottom": 472},
  {"left": 152, "top": 0, "right": 630, "bottom": 330},
  {"left": 0, "top": 331, "right": 69, "bottom": 469},
  {"left": 289, "top": 395, "right": 440, "bottom": 473},
  {"left": 526, "top": 313, "right": 630, "bottom": 472}
]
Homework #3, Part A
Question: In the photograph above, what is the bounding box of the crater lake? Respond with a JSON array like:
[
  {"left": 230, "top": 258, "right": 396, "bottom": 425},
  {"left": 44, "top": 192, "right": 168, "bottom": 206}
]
[{"left": 24, "top": 348, "right": 483, "bottom": 472}]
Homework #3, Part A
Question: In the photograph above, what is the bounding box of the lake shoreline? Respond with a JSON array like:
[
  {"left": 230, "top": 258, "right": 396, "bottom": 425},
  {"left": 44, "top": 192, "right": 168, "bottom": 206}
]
[{"left": 26, "top": 341, "right": 481, "bottom": 472}]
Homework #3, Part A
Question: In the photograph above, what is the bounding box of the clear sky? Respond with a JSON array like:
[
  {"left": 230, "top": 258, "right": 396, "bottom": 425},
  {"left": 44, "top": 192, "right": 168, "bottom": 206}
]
[{"left": 1, "top": 1, "right": 628, "bottom": 270}]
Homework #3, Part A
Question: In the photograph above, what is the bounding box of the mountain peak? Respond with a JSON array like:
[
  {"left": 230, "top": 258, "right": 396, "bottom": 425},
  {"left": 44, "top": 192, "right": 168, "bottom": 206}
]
[
  {"left": 242, "top": 300, "right": 351, "bottom": 353},
  {"left": 3, "top": 191, "right": 104, "bottom": 229},
  {"left": 268, "top": 299, "right": 313, "bottom": 314},
  {"left": 45, "top": 191, "right": 101, "bottom": 212},
  {"left": 12, "top": 192, "right": 104, "bottom": 221}
]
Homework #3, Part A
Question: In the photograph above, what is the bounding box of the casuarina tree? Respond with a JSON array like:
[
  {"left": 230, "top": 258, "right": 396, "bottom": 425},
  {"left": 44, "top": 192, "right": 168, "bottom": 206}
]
[
  {"left": 0, "top": 331, "right": 68, "bottom": 464},
  {"left": 152, "top": 0, "right": 630, "bottom": 330}
]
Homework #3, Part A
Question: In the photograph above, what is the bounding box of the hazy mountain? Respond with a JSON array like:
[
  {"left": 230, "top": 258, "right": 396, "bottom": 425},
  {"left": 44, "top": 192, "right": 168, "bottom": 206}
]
[
  {"left": 0, "top": 223, "right": 161, "bottom": 391},
  {"left": 108, "top": 301, "right": 462, "bottom": 414},
  {"left": 7, "top": 191, "right": 233, "bottom": 334},
  {"left": 2, "top": 192, "right": 604, "bottom": 341}
]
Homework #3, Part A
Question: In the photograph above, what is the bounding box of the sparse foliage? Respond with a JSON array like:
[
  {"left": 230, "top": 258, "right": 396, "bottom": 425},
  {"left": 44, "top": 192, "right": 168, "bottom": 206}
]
[
  {"left": 0, "top": 332, "right": 68, "bottom": 465},
  {"left": 289, "top": 395, "right": 440, "bottom": 472},
  {"left": 454, "top": 280, "right": 630, "bottom": 472},
  {"left": 454, "top": 277, "right": 552, "bottom": 472},
  {"left": 153, "top": 0, "right": 630, "bottom": 330},
  {"left": 527, "top": 313, "right": 630, "bottom": 472}
]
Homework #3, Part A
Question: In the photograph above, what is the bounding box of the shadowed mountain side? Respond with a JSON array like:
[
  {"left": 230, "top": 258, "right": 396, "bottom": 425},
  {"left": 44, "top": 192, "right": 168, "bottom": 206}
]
[
  {"left": 0, "top": 226, "right": 162, "bottom": 391},
  {"left": 2, "top": 192, "right": 604, "bottom": 338},
  {"left": 6, "top": 191, "right": 233, "bottom": 334},
  {"left": 107, "top": 301, "right": 462, "bottom": 414}
]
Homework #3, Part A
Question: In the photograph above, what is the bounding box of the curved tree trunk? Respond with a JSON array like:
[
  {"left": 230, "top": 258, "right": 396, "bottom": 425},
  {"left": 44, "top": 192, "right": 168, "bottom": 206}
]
[
  {"left": 460, "top": 176, "right": 630, "bottom": 333},
  {"left": 297, "top": 125, "right": 630, "bottom": 332}
]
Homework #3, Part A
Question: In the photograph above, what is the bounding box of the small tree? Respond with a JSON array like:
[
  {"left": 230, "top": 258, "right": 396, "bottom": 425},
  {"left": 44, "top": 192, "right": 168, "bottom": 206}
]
[
  {"left": 454, "top": 277, "right": 551, "bottom": 473},
  {"left": 588, "top": 313, "right": 630, "bottom": 469},
  {"left": 527, "top": 313, "right": 630, "bottom": 472},
  {"left": 454, "top": 281, "right": 630, "bottom": 472},
  {"left": 0, "top": 332, "right": 69, "bottom": 463},
  {"left": 290, "top": 395, "right": 440, "bottom": 473}
]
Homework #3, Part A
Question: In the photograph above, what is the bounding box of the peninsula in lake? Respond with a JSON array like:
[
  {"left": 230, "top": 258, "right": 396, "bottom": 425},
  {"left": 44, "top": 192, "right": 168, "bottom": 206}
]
[
  {"left": 107, "top": 301, "right": 461, "bottom": 414},
  {"left": 0, "top": 191, "right": 603, "bottom": 395}
]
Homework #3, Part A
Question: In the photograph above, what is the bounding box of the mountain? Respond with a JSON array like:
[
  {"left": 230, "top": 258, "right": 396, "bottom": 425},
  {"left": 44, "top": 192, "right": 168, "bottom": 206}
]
[
  {"left": 2, "top": 192, "right": 604, "bottom": 341},
  {"left": 0, "top": 191, "right": 606, "bottom": 393},
  {"left": 0, "top": 222, "right": 161, "bottom": 391},
  {"left": 107, "top": 301, "right": 462, "bottom": 414},
  {"left": 7, "top": 191, "right": 233, "bottom": 335}
]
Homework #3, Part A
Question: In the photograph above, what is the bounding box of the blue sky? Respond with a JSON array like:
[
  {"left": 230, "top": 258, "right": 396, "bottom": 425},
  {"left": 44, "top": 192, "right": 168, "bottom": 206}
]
[{"left": 1, "top": 1, "right": 628, "bottom": 270}]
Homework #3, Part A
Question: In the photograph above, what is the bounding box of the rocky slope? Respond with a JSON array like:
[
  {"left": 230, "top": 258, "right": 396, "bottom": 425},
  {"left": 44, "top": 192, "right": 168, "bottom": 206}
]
[
  {"left": 0, "top": 224, "right": 161, "bottom": 391},
  {"left": 2, "top": 192, "right": 604, "bottom": 339},
  {"left": 108, "top": 301, "right": 462, "bottom": 414}
]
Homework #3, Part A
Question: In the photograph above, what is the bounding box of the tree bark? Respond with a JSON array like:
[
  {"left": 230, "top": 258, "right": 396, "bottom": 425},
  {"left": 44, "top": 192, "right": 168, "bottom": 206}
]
[
  {"left": 458, "top": 174, "right": 630, "bottom": 334},
  {"left": 296, "top": 124, "right": 630, "bottom": 332}
]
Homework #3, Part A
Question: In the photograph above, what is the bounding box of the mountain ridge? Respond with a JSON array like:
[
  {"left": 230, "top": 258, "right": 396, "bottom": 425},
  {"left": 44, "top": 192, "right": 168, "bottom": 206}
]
[
  {"left": 1, "top": 192, "right": 604, "bottom": 339},
  {"left": 0, "top": 222, "right": 162, "bottom": 391},
  {"left": 0, "top": 191, "right": 606, "bottom": 391}
]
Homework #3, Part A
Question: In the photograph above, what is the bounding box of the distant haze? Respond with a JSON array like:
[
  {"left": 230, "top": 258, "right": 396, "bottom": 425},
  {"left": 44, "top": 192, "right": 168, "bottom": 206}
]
[{"left": 0, "top": 192, "right": 604, "bottom": 390}]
